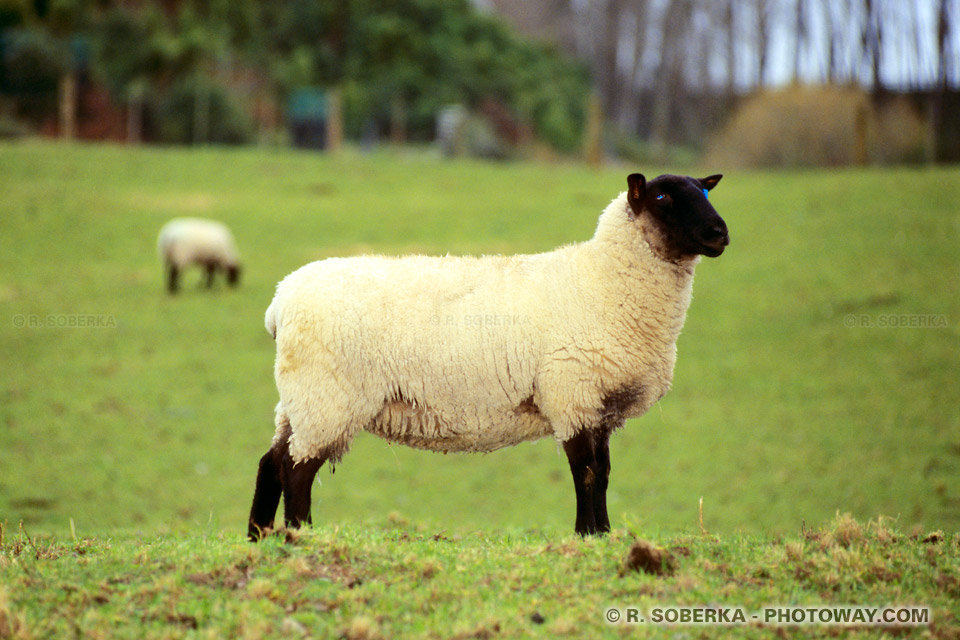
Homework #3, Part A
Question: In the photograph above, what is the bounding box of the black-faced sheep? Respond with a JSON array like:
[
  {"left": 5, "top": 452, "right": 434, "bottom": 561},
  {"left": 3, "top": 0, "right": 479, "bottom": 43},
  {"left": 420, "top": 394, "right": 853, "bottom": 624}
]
[
  {"left": 157, "top": 218, "right": 241, "bottom": 294},
  {"left": 248, "top": 173, "right": 729, "bottom": 540}
]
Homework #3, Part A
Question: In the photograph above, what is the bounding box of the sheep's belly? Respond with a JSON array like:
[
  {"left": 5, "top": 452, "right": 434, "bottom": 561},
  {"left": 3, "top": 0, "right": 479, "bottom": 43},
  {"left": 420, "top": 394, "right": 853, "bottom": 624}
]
[{"left": 367, "top": 400, "right": 552, "bottom": 453}]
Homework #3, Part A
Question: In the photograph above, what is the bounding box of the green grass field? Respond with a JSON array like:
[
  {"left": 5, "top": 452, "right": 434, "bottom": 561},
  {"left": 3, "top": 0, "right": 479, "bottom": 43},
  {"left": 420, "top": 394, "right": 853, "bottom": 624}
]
[
  {"left": 1, "top": 141, "right": 958, "bottom": 637},
  {"left": 2, "top": 516, "right": 957, "bottom": 639}
]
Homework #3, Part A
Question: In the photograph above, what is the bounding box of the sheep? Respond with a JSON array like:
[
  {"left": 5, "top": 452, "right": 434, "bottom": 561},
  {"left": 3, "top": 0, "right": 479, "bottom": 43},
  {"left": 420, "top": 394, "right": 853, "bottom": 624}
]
[
  {"left": 157, "top": 218, "right": 241, "bottom": 294},
  {"left": 247, "top": 172, "right": 729, "bottom": 541}
]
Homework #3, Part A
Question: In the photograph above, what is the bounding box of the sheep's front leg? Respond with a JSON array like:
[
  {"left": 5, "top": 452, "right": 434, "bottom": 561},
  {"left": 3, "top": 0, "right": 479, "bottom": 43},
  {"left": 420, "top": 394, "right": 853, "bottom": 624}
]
[
  {"left": 204, "top": 262, "right": 216, "bottom": 288},
  {"left": 167, "top": 263, "right": 179, "bottom": 294},
  {"left": 563, "top": 428, "right": 608, "bottom": 536},
  {"left": 592, "top": 426, "right": 613, "bottom": 533}
]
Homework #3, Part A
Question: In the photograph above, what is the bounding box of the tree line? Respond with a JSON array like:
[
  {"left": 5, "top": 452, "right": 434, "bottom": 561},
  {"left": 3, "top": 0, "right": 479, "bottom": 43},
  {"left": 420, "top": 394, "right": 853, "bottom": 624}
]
[
  {"left": 2, "top": 0, "right": 957, "bottom": 159},
  {"left": 0, "top": 0, "right": 591, "bottom": 150},
  {"left": 491, "top": 0, "right": 958, "bottom": 154}
]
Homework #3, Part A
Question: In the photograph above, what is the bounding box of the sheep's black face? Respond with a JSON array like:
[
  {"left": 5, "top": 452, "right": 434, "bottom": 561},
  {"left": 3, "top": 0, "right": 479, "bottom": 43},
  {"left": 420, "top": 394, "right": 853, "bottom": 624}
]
[{"left": 626, "top": 173, "right": 730, "bottom": 262}]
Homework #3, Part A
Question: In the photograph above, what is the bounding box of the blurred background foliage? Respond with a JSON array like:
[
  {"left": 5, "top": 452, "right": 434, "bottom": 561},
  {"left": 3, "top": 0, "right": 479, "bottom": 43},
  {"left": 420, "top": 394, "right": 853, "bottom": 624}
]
[
  {"left": 0, "top": 0, "right": 589, "bottom": 150},
  {"left": 0, "top": 0, "right": 958, "bottom": 164},
  {"left": 703, "top": 86, "right": 929, "bottom": 168}
]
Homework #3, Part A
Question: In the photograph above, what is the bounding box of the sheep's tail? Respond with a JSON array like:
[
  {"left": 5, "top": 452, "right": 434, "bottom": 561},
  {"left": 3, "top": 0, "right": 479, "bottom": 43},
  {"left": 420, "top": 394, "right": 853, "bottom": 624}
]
[
  {"left": 265, "top": 298, "right": 279, "bottom": 340},
  {"left": 156, "top": 227, "right": 171, "bottom": 261},
  {"left": 271, "top": 402, "right": 291, "bottom": 445}
]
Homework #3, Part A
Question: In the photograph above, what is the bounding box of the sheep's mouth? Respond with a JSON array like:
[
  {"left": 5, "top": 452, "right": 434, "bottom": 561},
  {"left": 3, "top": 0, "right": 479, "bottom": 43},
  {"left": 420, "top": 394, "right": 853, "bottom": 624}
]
[{"left": 699, "top": 234, "right": 729, "bottom": 257}]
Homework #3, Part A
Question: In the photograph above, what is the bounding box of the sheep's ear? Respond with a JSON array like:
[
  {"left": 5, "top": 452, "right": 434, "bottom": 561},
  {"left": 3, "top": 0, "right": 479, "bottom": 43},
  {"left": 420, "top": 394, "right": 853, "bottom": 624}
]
[
  {"left": 626, "top": 173, "right": 646, "bottom": 216},
  {"left": 699, "top": 174, "right": 722, "bottom": 191}
]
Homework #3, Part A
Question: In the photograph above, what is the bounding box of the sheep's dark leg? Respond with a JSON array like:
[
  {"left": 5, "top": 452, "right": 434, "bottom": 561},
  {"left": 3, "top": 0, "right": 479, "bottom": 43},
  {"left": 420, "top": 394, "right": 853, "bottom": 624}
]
[
  {"left": 204, "top": 262, "right": 216, "bottom": 288},
  {"left": 281, "top": 451, "right": 324, "bottom": 530},
  {"left": 248, "top": 444, "right": 284, "bottom": 541},
  {"left": 592, "top": 426, "right": 613, "bottom": 534},
  {"left": 563, "top": 429, "right": 602, "bottom": 536},
  {"left": 167, "top": 263, "right": 179, "bottom": 294}
]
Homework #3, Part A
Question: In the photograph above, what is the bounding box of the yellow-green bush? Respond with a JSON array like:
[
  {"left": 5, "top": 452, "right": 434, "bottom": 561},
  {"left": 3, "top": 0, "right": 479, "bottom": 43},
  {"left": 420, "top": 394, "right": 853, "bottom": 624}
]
[{"left": 705, "top": 86, "right": 927, "bottom": 168}]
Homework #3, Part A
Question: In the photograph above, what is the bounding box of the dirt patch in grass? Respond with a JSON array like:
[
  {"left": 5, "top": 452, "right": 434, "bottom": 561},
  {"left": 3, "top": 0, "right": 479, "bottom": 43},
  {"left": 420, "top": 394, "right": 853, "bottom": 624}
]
[
  {"left": 187, "top": 562, "right": 255, "bottom": 590},
  {"left": 921, "top": 531, "right": 945, "bottom": 544},
  {"left": 621, "top": 540, "right": 677, "bottom": 576}
]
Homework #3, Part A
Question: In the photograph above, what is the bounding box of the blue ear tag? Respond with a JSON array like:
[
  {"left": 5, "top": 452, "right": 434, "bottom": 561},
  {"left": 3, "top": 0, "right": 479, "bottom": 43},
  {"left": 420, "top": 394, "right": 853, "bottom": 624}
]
[{"left": 702, "top": 188, "right": 709, "bottom": 199}]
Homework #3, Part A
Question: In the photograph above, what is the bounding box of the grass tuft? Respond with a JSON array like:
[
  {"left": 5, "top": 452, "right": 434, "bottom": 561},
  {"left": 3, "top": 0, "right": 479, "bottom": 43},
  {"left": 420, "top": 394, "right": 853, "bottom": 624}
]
[
  {"left": 824, "top": 511, "right": 864, "bottom": 549},
  {"left": 343, "top": 615, "right": 381, "bottom": 640},
  {"left": 0, "top": 586, "right": 27, "bottom": 639}
]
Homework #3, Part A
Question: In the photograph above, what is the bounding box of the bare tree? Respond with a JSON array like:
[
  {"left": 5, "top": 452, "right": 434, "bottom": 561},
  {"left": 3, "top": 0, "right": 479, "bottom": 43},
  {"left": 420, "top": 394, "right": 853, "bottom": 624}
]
[
  {"left": 487, "top": 0, "right": 578, "bottom": 55},
  {"left": 793, "top": 0, "right": 805, "bottom": 83},
  {"left": 822, "top": 0, "right": 838, "bottom": 84},
  {"left": 724, "top": 0, "right": 736, "bottom": 94},
  {"left": 599, "top": 0, "right": 626, "bottom": 117},
  {"left": 650, "top": 0, "right": 692, "bottom": 148},
  {"left": 755, "top": 0, "right": 771, "bottom": 86},
  {"left": 902, "top": 0, "right": 924, "bottom": 88},
  {"left": 861, "top": 0, "right": 883, "bottom": 90},
  {"left": 930, "top": 0, "right": 953, "bottom": 160},
  {"left": 485, "top": 0, "right": 958, "bottom": 154},
  {"left": 617, "top": 0, "right": 651, "bottom": 131},
  {"left": 936, "top": 0, "right": 952, "bottom": 89},
  {"left": 825, "top": 0, "right": 851, "bottom": 84}
]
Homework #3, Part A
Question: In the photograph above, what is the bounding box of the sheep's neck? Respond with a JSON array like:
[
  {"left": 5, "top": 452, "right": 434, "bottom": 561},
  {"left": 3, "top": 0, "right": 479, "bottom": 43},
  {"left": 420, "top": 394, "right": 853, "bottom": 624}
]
[
  {"left": 582, "top": 210, "right": 698, "bottom": 349},
  {"left": 616, "top": 248, "right": 695, "bottom": 343}
]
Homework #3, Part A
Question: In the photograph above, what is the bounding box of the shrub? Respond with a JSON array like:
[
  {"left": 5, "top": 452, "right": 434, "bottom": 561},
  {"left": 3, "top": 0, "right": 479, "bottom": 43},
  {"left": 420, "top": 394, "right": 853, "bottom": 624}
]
[
  {"left": 704, "top": 86, "right": 927, "bottom": 168},
  {"left": 0, "top": 28, "right": 67, "bottom": 123},
  {"left": 872, "top": 97, "right": 927, "bottom": 164},
  {"left": 148, "top": 76, "right": 255, "bottom": 145}
]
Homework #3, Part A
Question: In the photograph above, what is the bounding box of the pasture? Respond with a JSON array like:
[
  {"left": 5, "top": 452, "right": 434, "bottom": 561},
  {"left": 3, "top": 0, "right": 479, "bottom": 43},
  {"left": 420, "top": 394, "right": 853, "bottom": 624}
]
[{"left": 0, "top": 142, "right": 958, "bottom": 637}]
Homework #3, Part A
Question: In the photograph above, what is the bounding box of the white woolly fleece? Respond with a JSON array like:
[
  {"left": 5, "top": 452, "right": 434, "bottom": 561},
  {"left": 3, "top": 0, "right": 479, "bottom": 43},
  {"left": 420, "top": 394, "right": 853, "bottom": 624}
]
[
  {"left": 267, "top": 192, "right": 699, "bottom": 464},
  {"left": 157, "top": 218, "right": 239, "bottom": 269}
]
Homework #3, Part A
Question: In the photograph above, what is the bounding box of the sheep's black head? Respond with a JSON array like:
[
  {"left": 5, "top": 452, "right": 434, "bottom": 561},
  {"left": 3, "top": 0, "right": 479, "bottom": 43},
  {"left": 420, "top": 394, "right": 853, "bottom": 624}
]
[{"left": 626, "top": 173, "right": 729, "bottom": 263}]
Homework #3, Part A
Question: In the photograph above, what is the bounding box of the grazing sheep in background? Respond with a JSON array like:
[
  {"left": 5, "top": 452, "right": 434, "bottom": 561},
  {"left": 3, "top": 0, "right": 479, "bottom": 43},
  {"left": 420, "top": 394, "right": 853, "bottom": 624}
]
[
  {"left": 248, "top": 172, "right": 729, "bottom": 540},
  {"left": 157, "top": 218, "right": 241, "bottom": 294}
]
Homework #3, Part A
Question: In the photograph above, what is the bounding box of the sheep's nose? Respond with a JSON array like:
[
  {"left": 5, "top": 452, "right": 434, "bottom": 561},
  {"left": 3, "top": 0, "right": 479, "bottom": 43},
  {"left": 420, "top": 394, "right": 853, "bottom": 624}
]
[
  {"left": 714, "top": 227, "right": 730, "bottom": 246},
  {"left": 703, "top": 225, "right": 729, "bottom": 244}
]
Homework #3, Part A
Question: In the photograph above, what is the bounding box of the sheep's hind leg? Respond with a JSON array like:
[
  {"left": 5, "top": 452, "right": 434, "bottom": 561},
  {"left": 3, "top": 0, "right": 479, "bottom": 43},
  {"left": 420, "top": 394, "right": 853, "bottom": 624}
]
[
  {"left": 281, "top": 450, "right": 325, "bottom": 530},
  {"left": 248, "top": 443, "right": 284, "bottom": 541},
  {"left": 248, "top": 438, "right": 327, "bottom": 540},
  {"left": 563, "top": 428, "right": 604, "bottom": 536}
]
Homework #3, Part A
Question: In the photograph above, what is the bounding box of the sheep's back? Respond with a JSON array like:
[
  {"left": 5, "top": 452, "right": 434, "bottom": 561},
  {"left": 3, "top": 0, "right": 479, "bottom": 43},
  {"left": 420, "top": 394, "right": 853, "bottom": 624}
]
[
  {"left": 157, "top": 218, "right": 238, "bottom": 266},
  {"left": 268, "top": 254, "right": 556, "bottom": 451}
]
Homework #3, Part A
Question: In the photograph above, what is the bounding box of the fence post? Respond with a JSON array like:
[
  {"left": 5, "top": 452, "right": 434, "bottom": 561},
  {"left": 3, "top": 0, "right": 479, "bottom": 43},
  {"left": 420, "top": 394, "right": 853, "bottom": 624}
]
[
  {"left": 59, "top": 73, "right": 76, "bottom": 140},
  {"left": 327, "top": 86, "right": 343, "bottom": 153},
  {"left": 584, "top": 93, "right": 603, "bottom": 168}
]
